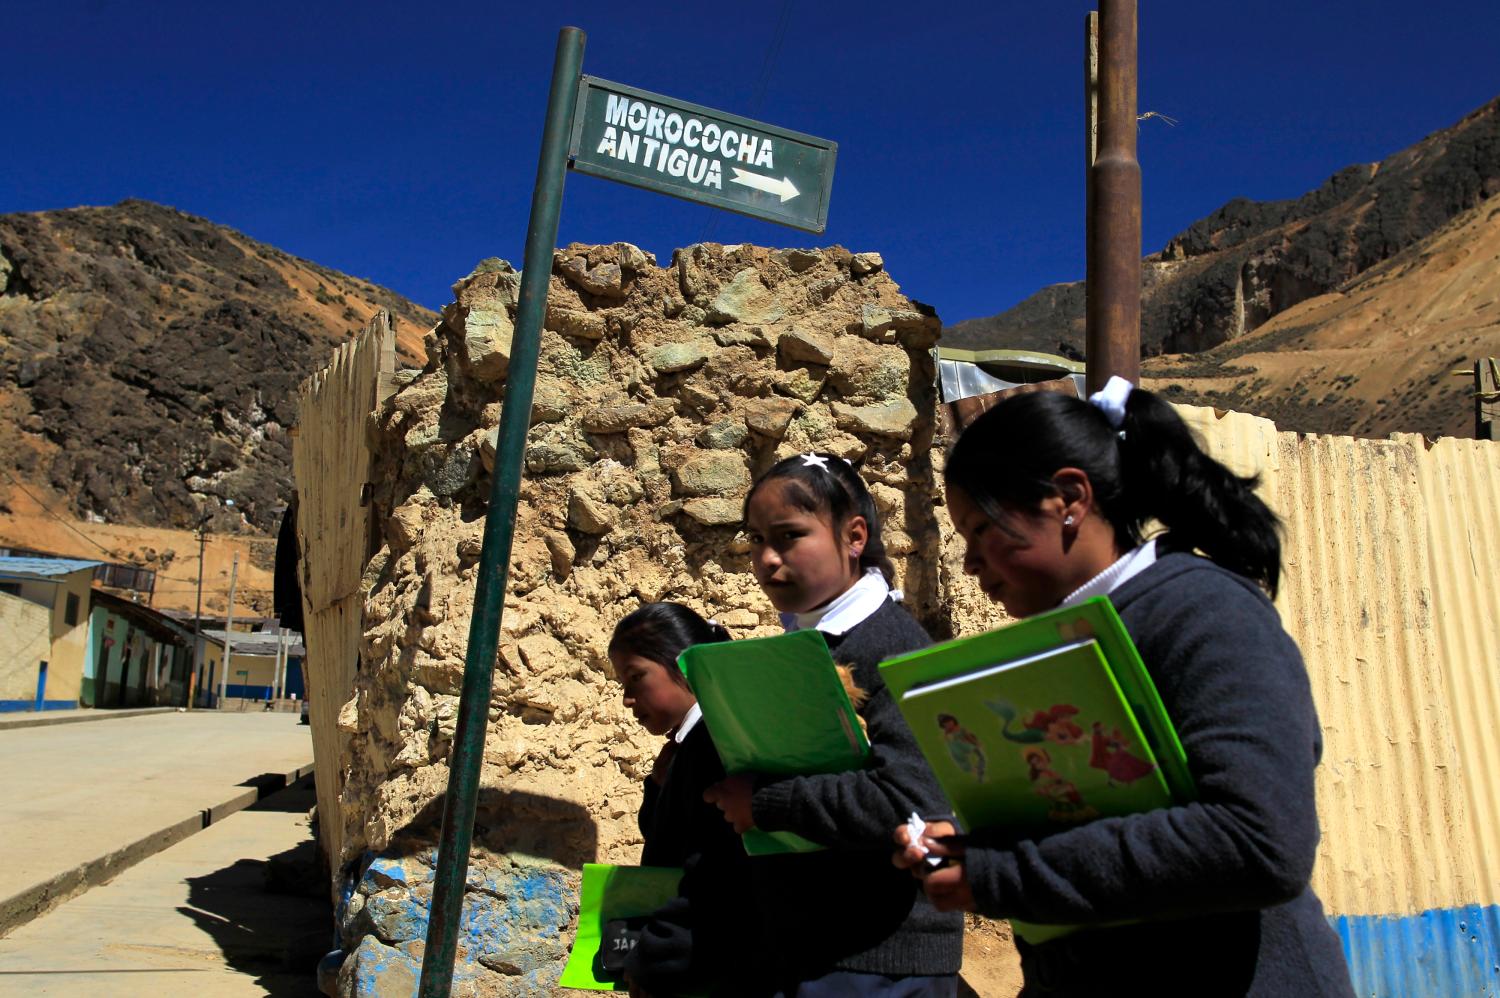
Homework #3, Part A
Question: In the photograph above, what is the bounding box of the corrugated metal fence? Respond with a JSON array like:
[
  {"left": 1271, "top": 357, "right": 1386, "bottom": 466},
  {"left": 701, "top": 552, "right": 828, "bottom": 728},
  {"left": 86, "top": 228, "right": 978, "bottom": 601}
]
[{"left": 1177, "top": 408, "right": 1500, "bottom": 997}]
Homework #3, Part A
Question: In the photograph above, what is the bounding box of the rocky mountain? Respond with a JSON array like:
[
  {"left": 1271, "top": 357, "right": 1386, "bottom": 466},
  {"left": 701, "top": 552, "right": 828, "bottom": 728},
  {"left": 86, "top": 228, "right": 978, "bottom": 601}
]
[
  {"left": 1144, "top": 192, "right": 1500, "bottom": 439},
  {"left": 945, "top": 96, "right": 1500, "bottom": 436},
  {"left": 0, "top": 200, "right": 436, "bottom": 533}
]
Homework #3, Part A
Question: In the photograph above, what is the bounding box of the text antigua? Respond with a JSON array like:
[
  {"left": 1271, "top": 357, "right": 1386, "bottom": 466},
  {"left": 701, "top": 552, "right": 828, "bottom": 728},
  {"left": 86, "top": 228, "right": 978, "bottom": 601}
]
[{"left": 593, "top": 94, "right": 778, "bottom": 190}]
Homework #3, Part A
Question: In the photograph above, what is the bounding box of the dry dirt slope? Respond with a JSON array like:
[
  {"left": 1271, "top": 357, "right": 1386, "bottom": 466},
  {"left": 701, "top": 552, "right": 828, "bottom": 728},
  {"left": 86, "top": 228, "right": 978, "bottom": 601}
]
[
  {"left": 944, "top": 94, "right": 1500, "bottom": 440},
  {"left": 1143, "top": 193, "right": 1500, "bottom": 439},
  {"left": 0, "top": 489, "right": 274, "bottom": 616}
]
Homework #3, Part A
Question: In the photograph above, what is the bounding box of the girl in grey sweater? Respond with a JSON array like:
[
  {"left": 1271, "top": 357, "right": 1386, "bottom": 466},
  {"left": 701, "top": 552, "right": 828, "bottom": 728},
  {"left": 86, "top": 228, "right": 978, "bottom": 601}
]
[
  {"left": 631, "top": 453, "right": 964, "bottom": 997},
  {"left": 895, "top": 380, "right": 1355, "bottom": 997}
]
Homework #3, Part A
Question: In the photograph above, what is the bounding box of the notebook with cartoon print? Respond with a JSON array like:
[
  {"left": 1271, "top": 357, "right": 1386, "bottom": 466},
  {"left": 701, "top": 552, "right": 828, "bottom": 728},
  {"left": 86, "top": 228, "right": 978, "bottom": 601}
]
[
  {"left": 878, "top": 596, "right": 1195, "bottom": 943},
  {"left": 679, "top": 628, "right": 872, "bottom": 856}
]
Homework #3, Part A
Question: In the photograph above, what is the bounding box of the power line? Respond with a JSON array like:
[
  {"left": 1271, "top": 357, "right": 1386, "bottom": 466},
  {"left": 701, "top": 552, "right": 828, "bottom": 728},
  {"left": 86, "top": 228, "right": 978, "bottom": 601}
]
[
  {"left": 0, "top": 467, "right": 142, "bottom": 566},
  {"left": 697, "top": 0, "right": 795, "bottom": 247},
  {"left": 0, "top": 469, "right": 257, "bottom": 586},
  {"left": 748, "top": 0, "right": 795, "bottom": 116}
]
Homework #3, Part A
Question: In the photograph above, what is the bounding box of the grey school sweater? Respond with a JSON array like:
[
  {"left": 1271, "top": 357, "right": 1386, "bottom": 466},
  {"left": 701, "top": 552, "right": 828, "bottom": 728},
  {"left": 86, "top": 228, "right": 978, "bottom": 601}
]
[
  {"left": 627, "top": 599, "right": 964, "bottom": 994},
  {"left": 747, "top": 598, "right": 965, "bottom": 979},
  {"left": 963, "top": 552, "right": 1355, "bottom": 996}
]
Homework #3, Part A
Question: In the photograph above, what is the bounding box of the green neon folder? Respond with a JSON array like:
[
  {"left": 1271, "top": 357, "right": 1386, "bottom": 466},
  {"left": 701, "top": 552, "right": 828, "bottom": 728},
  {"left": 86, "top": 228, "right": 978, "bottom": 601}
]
[
  {"left": 679, "top": 629, "right": 871, "bottom": 856},
  {"left": 558, "top": 864, "right": 684, "bottom": 992},
  {"left": 878, "top": 597, "right": 1194, "bottom": 944}
]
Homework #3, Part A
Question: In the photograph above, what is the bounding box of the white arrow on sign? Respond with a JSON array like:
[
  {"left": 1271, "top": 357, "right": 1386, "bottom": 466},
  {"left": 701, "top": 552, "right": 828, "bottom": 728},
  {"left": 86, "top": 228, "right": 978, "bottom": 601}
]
[{"left": 729, "top": 168, "right": 800, "bottom": 203}]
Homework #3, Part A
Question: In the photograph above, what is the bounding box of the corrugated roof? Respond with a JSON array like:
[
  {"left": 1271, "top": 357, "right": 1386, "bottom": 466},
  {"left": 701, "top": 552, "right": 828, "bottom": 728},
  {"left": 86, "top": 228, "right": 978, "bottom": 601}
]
[
  {"left": 0, "top": 556, "right": 102, "bottom": 578},
  {"left": 202, "top": 629, "right": 305, "bottom": 658},
  {"left": 1169, "top": 408, "right": 1500, "bottom": 996},
  {"left": 89, "top": 587, "right": 196, "bottom": 643}
]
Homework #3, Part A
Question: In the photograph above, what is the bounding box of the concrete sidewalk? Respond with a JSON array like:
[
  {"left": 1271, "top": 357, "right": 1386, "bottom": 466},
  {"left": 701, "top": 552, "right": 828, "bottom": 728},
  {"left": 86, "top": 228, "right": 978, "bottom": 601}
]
[
  {"left": 0, "top": 706, "right": 175, "bottom": 732},
  {"left": 0, "top": 712, "right": 313, "bottom": 936},
  {"left": 0, "top": 778, "right": 331, "bottom": 996}
]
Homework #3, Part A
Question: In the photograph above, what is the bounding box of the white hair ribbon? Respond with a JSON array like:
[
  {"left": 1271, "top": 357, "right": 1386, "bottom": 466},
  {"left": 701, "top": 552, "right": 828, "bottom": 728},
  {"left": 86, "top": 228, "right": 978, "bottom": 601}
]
[
  {"left": 799, "top": 453, "right": 831, "bottom": 471},
  {"left": 1088, "top": 375, "right": 1134, "bottom": 435}
]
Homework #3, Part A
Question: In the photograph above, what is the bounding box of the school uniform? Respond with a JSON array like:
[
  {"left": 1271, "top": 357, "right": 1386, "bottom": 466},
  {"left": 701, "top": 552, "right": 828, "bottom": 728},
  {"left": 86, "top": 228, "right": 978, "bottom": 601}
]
[
  {"left": 639, "top": 704, "right": 740, "bottom": 869},
  {"left": 961, "top": 544, "right": 1355, "bottom": 997},
  {"left": 629, "top": 573, "right": 964, "bottom": 996},
  {"left": 629, "top": 703, "right": 762, "bottom": 995}
]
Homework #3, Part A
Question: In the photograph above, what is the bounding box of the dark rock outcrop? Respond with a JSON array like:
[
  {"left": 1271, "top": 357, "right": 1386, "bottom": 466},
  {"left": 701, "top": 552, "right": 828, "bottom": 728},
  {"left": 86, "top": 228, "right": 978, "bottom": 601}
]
[{"left": 0, "top": 199, "right": 437, "bottom": 532}]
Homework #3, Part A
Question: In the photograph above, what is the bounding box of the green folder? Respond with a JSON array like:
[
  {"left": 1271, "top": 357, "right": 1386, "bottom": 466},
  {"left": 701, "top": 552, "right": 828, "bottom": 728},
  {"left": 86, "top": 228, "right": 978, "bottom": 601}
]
[
  {"left": 878, "top": 597, "right": 1194, "bottom": 944},
  {"left": 558, "top": 863, "right": 684, "bottom": 991},
  {"left": 678, "top": 629, "right": 871, "bottom": 856}
]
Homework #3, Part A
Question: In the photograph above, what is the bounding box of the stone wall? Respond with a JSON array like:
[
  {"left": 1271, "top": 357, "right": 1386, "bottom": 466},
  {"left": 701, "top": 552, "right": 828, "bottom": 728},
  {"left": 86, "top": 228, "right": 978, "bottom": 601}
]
[{"left": 328, "top": 242, "right": 954, "bottom": 995}]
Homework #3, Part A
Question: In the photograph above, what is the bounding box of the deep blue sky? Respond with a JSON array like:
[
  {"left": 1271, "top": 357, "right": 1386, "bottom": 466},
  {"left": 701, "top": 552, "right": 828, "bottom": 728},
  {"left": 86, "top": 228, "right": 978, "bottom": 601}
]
[{"left": 2, "top": 1, "right": 1496, "bottom": 323}]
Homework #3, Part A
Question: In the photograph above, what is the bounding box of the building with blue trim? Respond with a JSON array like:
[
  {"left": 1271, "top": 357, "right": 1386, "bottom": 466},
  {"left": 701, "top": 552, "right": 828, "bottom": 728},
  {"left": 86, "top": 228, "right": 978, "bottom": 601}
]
[
  {"left": 0, "top": 556, "right": 100, "bottom": 712},
  {"left": 198, "top": 628, "right": 305, "bottom": 704},
  {"left": 82, "top": 588, "right": 196, "bottom": 707}
]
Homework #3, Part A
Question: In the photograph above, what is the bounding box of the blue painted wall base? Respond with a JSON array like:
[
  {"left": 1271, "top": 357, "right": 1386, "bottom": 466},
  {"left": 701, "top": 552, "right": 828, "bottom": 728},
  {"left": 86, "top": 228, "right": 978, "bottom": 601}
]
[
  {"left": 1332, "top": 904, "right": 1500, "bottom": 997},
  {"left": 335, "top": 849, "right": 578, "bottom": 996},
  {"left": 224, "top": 684, "right": 275, "bottom": 700},
  {"left": 0, "top": 699, "right": 77, "bottom": 712}
]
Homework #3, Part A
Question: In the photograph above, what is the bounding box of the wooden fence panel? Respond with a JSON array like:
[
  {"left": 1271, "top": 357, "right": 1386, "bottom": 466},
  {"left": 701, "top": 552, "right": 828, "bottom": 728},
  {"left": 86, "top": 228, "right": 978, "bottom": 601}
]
[{"left": 292, "top": 312, "right": 396, "bottom": 870}]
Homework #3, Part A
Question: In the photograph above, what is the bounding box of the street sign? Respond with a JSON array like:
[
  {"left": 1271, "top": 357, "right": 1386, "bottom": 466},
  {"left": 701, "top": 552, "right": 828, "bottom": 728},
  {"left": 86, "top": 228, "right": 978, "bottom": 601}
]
[{"left": 569, "top": 75, "right": 837, "bottom": 234}]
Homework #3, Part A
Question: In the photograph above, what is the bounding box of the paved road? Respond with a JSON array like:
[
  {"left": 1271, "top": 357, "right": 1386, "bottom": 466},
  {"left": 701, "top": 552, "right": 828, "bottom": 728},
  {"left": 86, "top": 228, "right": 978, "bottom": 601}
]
[
  {"left": 0, "top": 779, "right": 331, "bottom": 996},
  {"left": 0, "top": 712, "right": 313, "bottom": 933}
]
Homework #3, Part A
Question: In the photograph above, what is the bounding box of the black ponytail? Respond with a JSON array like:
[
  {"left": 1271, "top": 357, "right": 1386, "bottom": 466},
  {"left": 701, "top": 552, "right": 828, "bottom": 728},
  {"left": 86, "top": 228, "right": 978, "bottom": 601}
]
[
  {"left": 743, "top": 453, "right": 896, "bottom": 584},
  {"left": 609, "top": 602, "right": 731, "bottom": 686},
  {"left": 945, "top": 387, "right": 1282, "bottom": 597}
]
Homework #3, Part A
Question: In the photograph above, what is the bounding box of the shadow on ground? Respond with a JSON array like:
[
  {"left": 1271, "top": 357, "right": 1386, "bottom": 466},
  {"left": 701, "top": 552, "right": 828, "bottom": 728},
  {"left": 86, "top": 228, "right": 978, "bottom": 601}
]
[
  {"left": 235, "top": 773, "right": 322, "bottom": 812},
  {"left": 179, "top": 776, "right": 332, "bottom": 997}
]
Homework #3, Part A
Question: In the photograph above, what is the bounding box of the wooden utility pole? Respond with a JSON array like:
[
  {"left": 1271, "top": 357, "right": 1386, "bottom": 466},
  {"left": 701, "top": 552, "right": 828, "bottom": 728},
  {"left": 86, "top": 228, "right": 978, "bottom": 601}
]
[
  {"left": 1477, "top": 358, "right": 1498, "bottom": 440},
  {"left": 217, "top": 551, "right": 239, "bottom": 709},
  {"left": 1086, "top": 0, "right": 1142, "bottom": 392},
  {"left": 1085, "top": 11, "right": 1099, "bottom": 357},
  {"left": 273, "top": 624, "right": 287, "bottom": 701},
  {"left": 187, "top": 522, "right": 206, "bottom": 709}
]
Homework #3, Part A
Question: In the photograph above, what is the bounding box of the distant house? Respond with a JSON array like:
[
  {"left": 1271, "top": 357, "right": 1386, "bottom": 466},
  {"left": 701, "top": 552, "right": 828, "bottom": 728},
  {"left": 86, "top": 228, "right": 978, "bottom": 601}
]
[
  {"left": 0, "top": 556, "right": 101, "bottom": 711},
  {"left": 83, "top": 589, "right": 197, "bottom": 708},
  {"left": 200, "top": 628, "right": 306, "bottom": 703}
]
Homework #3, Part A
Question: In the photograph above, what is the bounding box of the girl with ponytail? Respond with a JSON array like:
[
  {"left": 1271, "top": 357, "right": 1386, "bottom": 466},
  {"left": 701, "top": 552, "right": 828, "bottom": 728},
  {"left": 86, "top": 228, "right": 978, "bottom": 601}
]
[{"left": 894, "top": 379, "right": 1354, "bottom": 997}]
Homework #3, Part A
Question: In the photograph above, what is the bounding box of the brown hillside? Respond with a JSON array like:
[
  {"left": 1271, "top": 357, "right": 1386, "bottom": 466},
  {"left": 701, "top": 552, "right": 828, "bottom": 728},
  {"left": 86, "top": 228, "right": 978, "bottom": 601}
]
[
  {"left": 1143, "top": 195, "right": 1500, "bottom": 439},
  {"left": 946, "top": 95, "right": 1500, "bottom": 401},
  {"left": 0, "top": 199, "right": 437, "bottom": 533}
]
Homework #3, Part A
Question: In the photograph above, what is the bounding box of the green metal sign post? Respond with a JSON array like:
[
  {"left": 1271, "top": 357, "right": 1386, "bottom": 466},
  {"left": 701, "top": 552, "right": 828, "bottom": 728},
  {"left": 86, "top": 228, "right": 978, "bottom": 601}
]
[
  {"left": 416, "top": 26, "right": 586, "bottom": 998},
  {"left": 571, "top": 75, "right": 837, "bottom": 233},
  {"left": 418, "top": 29, "right": 836, "bottom": 998}
]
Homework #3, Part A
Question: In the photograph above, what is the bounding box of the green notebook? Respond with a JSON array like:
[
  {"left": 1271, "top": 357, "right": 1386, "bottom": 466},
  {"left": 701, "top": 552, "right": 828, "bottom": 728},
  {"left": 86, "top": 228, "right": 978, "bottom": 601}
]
[
  {"left": 678, "top": 628, "right": 871, "bottom": 856},
  {"left": 557, "top": 863, "right": 684, "bottom": 992},
  {"left": 878, "top": 597, "right": 1194, "bottom": 944}
]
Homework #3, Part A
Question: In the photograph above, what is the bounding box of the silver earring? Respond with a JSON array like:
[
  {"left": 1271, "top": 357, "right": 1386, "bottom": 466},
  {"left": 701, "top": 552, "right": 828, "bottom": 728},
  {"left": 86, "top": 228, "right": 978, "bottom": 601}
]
[{"left": 1064, "top": 515, "right": 1075, "bottom": 526}]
